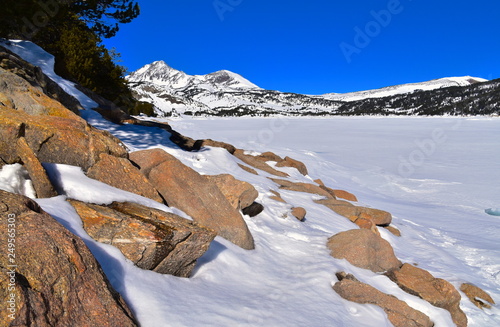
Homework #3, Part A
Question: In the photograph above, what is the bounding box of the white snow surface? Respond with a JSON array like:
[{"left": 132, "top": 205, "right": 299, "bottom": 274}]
[
  {"left": 128, "top": 60, "right": 261, "bottom": 90},
  {"left": 3, "top": 40, "right": 499, "bottom": 326},
  {"left": 321, "top": 76, "right": 488, "bottom": 101},
  {"left": 58, "top": 112, "right": 500, "bottom": 327},
  {"left": 0, "top": 39, "right": 98, "bottom": 110},
  {"left": 0, "top": 164, "right": 36, "bottom": 198}
]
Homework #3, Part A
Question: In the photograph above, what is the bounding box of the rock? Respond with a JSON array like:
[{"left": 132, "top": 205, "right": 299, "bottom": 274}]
[
  {"left": 69, "top": 200, "right": 216, "bottom": 277},
  {"left": 384, "top": 225, "right": 402, "bottom": 237},
  {"left": 258, "top": 151, "right": 283, "bottom": 162},
  {"left": 354, "top": 216, "right": 380, "bottom": 235},
  {"left": 333, "top": 272, "right": 433, "bottom": 327},
  {"left": 233, "top": 149, "right": 289, "bottom": 177},
  {"left": 276, "top": 156, "right": 309, "bottom": 176},
  {"left": 242, "top": 202, "right": 265, "bottom": 217},
  {"left": 206, "top": 174, "right": 258, "bottom": 210},
  {"left": 86, "top": 153, "right": 163, "bottom": 203},
  {"left": 327, "top": 229, "right": 402, "bottom": 273},
  {"left": 270, "top": 178, "right": 334, "bottom": 199},
  {"left": 386, "top": 263, "right": 467, "bottom": 327},
  {"left": 130, "top": 148, "right": 255, "bottom": 250},
  {"left": 238, "top": 163, "right": 258, "bottom": 175},
  {"left": 16, "top": 136, "right": 57, "bottom": 198},
  {"left": 0, "top": 190, "right": 138, "bottom": 326},
  {"left": 315, "top": 198, "right": 359, "bottom": 221},
  {"left": 269, "top": 190, "right": 287, "bottom": 203},
  {"left": 330, "top": 189, "right": 358, "bottom": 202},
  {"left": 460, "top": 283, "right": 495, "bottom": 309},
  {"left": 314, "top": 179, "right": 358, "bottom": 201},
  {"left": 0, "top": 46, "right": 82, "bottom": 114},
  {"left": 194, "top": 139, "right": 236, "bottom": 154},
  {"left": 0, "top": 106, "right": 127, "bottom": 171},
  {"left": 315, "top": 198, "right": 392, "bottom": 226},
  {"left": 291, "top": 207, "right": 307, "bottom": 221}
]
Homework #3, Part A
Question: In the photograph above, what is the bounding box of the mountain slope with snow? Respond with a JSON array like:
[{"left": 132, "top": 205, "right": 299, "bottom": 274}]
[
  {"left": 128, "top": 62, "right": 497, "bottom": 117},
  {"left": 322, "top": 76, "right": 488, "bottom": 102}
]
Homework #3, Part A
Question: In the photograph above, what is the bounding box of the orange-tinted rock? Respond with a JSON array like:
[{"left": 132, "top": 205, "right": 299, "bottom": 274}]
[
  {"left": 233, "top": 149, "right": 289, "bottom": 177},
  {"left": 206, "top": 174, "right": 258, "bottom": 210},
  {"left": 269, "top": 190, "right": 287, "bottom": 203},
  {"left": 460, "top": 283, "right": 495, "bottom": 309},
  {"left": 271, "top": 178, "right": 334, "bottom": 199},
  {"left": 0, "top": 107, "right": 127, "bottom": 171},
  {"left": 87, "top": 153, "right": 163, "bottom": 203},
  {"left": 327, "top": 229, "right": 402, "bottom": 273},
  {"left": 354, "top": 216, "right": 380, "bottom": 235},
  {"left": 0, "top": 190, "right": 138, "bottom": 326},
  {"left": 238, "top": 163, "right": 258, "bottom": 175},
  {"left": 330, "top": 189, "right": 358, "bottom": 202},
  {"left": 384, "top": 225, "right": 402, "bottom": 237},
  {"left": 16, "top": 136, "right": 57, "bottom": 198},
  {"left": 333, "top": 272, "right": 433, "bottom": 327},
  {"left": 69, "top": 200, "right": 216, "bottom": 277},
  {"left": 291, "top": 207, "right": 307, "bottom": 221},
  {"left": 386, "top": 263, "right": 467, "bottom": 327},
  {"left": 130, "top": 148, "right": 254, "bottom": 250},
  {"left": 276, "top": 156, "right": 309, "bottom": 176}
]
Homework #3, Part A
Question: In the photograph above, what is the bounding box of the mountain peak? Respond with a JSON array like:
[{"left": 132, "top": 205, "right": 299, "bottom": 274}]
[{"left": 128, "top": 62, "right": 260, "bottom": 91}]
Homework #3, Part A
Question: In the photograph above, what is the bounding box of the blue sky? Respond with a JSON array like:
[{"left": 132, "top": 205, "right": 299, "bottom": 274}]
[{"left": 103, "top": 0, "right": 500, "bottom": 94}]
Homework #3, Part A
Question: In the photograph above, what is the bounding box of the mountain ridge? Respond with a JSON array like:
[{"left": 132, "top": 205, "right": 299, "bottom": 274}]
[{"left": 128, "top": 61, "right": 498, "bottom": 117}]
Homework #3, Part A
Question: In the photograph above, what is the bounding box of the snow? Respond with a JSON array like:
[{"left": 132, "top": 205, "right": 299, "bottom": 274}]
[
  {"left": 0, "top": 164, "right": 36, "bottom": 198},
  {"left": 3, "top": 40, "right": 499, "bottom": 326},
  {"left": 34, "top": 113, "right": 500, "bottom": 327},
  {"left": 321, "top": 76, "right": 489, "bottom": 101},
  {"left": 0, "top": 39, "right": 98, "bottom": 110}
]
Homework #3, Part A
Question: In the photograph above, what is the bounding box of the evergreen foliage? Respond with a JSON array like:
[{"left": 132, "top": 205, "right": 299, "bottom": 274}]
[{"left": 0, "top": 0, "right": 150, "bottom": 115}]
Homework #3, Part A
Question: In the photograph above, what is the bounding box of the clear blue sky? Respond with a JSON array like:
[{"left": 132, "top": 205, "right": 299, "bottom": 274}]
[{"left": 103, "top": 0, "right": 500, "bottom": 94}]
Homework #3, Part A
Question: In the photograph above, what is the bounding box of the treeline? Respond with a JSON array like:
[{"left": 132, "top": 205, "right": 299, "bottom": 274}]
[{"left": 0, "top": 0, "right": 154, "bottom": 116}]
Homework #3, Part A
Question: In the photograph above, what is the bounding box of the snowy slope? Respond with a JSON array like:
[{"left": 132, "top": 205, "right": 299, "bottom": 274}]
[
  {"left": 2, "top": 40, "right": 500, "bottom": 327},
  {"left": 321, "top": 76, "right": 488, "bottom": 101},
  {"left": 128, "top": 60, "right": 260, "bottom": 90}
]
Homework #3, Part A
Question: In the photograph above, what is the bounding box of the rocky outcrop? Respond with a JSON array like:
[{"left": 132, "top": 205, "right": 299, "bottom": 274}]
[
  {"left": 0, "top": 190, "right": 138, "bottom": 326},
  {"left": 206, "top": 174, "right": 258, "bottom": 211},
  {"left": 16, "top": 136, "right": 57, "bottom": 198},
  {"left": 460, "top": 283, "right": 495, "bottom": 309},
  {"left": 0, "top": 106, "right": 127, "bottom": 172},
  {"left": 130, "top": 148, "right": 255, "bottom": 250},
  {"left": 69, "top": 200, "right": 216, "bottom": 277},
  {"left": 0, "top": 45, "right": 82, "bottom": 114},
  {"left": 327, "top": 229, "right": 402, "bottom": 273},
  {"left": 86, "top": 153, "right": 164, "bottom": 203},
  {"left": 275, "top": 156, "right": 308, "bottom": 176},
  {"left": 233, "top": 149, "right": 289, "bottom": 177},
  {"left": 386, "top": 263, "right": 467, "bottom": 327},
  {"left": 333, "top": 272, "right": 433, "bottom": 327},
  {"left": 315, "top": 198, "right": 392, "bottom": 226},
  {"left": 314, "top": 179, "right": 358, "bottom": 202},
  {"left": 270, "top": 178, "right": 334, "bottom": 199}
]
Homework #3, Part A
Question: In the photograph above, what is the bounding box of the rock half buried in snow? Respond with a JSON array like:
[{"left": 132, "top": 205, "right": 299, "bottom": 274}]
[
  {"left": 0, "top": 190, "right": 138, "bottom": 326},
  {"left": 130, "top": 148, "right": 255, "bottom": 250},
  {"left": 315, "top": 198, "right": 392, "bottom": 226},
  {"left": 69, "top": 200, "right": 216, "bottom": 277},
  {"left": 460, "top": 283, "right": 495, "bottom": 309},
  {"left": 386, "top": 263, "right": 467, "bottom": 327},
  {"left": 86, "top": 153, "right": 164, "bottom": 203},
  {"left": 205, "top": 174, "right": 258, "bottom": 211},
  {"left": 327, "top": 229, "right": 402, "bottom": 273},
  {"left": 333, "top": 272, "right": 433, "bottom": 327}
]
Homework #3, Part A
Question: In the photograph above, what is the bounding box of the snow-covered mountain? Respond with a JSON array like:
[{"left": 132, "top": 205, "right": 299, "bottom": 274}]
[
  {"left": 128, "top": 62, "right": 497, "bottom": 117},
  {"left": 322, "top": 76, "right": 488, "bottom": 102}
]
